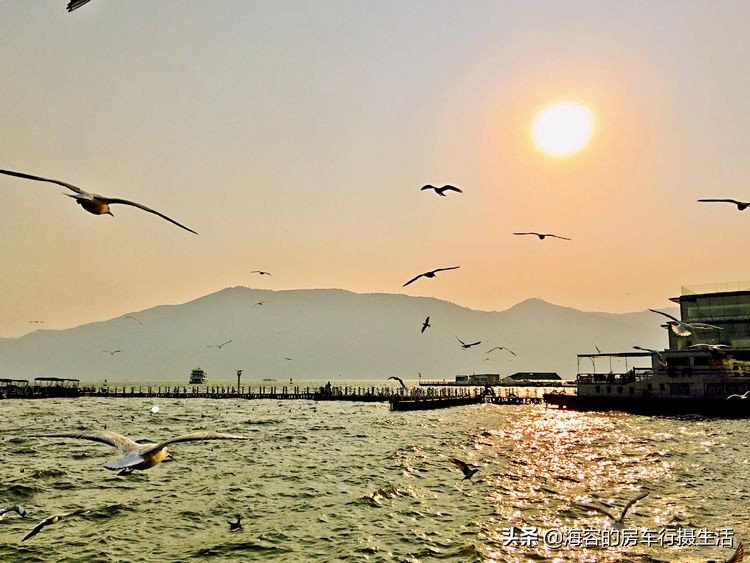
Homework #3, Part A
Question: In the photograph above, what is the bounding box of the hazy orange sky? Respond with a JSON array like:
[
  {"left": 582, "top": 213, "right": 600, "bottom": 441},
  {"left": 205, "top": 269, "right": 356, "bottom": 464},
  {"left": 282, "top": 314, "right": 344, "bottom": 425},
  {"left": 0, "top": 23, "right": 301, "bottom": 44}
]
[{"left": 2, "top": 1, "right": 750, "bottom": 338}]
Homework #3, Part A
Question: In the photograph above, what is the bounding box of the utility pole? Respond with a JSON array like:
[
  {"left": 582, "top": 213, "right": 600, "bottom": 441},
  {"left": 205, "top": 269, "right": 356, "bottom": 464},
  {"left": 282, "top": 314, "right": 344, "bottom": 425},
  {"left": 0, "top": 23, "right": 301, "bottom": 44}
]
[{"left": 236, "top": 369, "right": 242, "bottom": 393}]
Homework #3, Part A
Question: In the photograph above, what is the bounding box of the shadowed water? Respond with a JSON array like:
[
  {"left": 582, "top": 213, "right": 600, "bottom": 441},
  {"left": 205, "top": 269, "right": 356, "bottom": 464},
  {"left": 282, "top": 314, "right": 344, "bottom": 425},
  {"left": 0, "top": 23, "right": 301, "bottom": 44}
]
[{"left": 1, "top": 393, "right": 748, "bottom": 562}]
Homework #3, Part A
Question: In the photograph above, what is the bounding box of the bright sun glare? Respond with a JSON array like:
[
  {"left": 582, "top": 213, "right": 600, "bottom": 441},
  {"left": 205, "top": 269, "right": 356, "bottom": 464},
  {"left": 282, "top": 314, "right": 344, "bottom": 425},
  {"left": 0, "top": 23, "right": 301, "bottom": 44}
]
[{"left": 532, "top": 101, "right": 594, "bottom": 158}]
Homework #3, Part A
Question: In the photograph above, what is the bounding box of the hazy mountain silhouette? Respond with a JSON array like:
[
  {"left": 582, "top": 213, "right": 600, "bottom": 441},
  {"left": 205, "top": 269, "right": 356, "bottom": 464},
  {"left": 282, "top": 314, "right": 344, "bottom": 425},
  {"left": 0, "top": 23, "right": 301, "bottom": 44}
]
[{"left": 0, "top": 287, "right": 671, "bottom": 382}]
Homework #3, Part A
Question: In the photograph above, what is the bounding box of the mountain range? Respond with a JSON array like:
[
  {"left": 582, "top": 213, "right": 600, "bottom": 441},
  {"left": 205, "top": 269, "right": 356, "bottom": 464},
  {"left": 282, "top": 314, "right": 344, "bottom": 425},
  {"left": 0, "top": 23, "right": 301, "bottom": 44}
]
[{"left": 0, "top": 287, "right": 671, "bottom": 383}]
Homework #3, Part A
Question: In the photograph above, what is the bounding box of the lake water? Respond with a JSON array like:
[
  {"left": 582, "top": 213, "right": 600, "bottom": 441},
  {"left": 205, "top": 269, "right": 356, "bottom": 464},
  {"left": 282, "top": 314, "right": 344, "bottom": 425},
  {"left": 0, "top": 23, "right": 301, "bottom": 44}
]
[{"left": 0, "top": 386, "right": 747, "bottom": 562}]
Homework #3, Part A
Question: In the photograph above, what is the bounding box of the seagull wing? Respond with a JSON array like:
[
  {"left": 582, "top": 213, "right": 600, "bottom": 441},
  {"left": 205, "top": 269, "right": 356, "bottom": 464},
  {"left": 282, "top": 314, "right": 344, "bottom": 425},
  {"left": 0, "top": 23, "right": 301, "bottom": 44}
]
[
  {"left": 432, "top": 266, "right": 460, "bottom": 274},
  {"left": 36, "top": 431, "right": 141, "bottom": 452},
  {"left": 486, "top": 347, "right": 501, "bottom": 353},
  {"left": 442, "top": 185, "right": 463, "bottom": 193},
  {"left": 648, "top": 308, "right": 680, "bottom": 323},
  {"left": 548, "top": 234, "right": 571, "bottom": 240},
  {"left": 726, "top": 542, "right": 744, "bottom": 563},
  {"left": 103, "top": 197, "right": 198, "bottom": 234},
  {"left": 0, "top": 168, "right": 84, "bottom": 194},
  {"left": 505, "top": 348, "right": 517, "bottom": 356},
  {"left": 402, "top": 273, "right": 424, "bottom": 287},
  {"left": 420, "top": 185, "right": 437, "bottom": 191},
  {"left": 467, "top": 341, "right": 482, "bottom": 347},
  {"left": 67, "top": 0, "right": 94, "bottom": 11},
  {"left": 456, "top": 337, "right": 467, "bottom": 346},
  {"left": 220, "top": 340, "right": 233, "bottom": 347},
  {"left": 449, "top": 458, "right": 474, "bottom": 476},
  {"left": 617, "top": 490, "right": 649, "bottom": 523},
  {"left": 698, "top": 198, "right": 741, "bottom": 205},
  {"left": 513, "top": 232, "right": 537, "bottom": 236},
  {"left": 576, "top": 502, "right": 616, "bottom": 522}
]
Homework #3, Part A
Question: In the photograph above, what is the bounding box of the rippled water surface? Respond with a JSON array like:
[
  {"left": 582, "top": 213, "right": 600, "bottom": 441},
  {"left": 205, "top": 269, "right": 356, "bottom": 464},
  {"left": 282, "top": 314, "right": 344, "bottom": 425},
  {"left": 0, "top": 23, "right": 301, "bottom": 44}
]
[{"left": 1, "top": 388, "right": 749, "bottom": 562}]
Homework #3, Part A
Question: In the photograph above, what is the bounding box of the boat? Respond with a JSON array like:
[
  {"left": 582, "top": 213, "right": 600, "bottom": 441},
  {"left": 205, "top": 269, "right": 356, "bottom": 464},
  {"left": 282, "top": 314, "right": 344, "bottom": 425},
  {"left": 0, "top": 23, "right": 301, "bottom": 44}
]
[
  {"left": 189, "top": 368, "right": 207, "bottom": 384},
  {"left": 544, "top": 282, "right": 750, "bottom": 417}
]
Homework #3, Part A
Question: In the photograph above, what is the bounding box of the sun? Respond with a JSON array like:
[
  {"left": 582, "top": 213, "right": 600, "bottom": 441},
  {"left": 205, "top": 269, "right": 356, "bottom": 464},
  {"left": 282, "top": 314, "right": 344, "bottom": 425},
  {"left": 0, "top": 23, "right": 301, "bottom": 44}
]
[{"left": 532, "top": 101, "right": 594, "bottom": 158}]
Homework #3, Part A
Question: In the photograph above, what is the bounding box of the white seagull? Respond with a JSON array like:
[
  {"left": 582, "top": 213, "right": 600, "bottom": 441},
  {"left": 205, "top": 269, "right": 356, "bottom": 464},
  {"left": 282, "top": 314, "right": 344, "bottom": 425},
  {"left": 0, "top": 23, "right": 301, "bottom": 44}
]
[
  {"left": 0, "top": 505, "right": 28, "bottom": 519},
  {"left": 648, "top": 309, "right": 722, "bottom": 337},
  {"left": 23, "top": 509, "right": 89, "bottom": 541},
  {"left": 0, "top": 168, "right": 198, "bottom": 234},
  {"left": 35, "top": 430, "right": 249, "bottom": 475},
  {"left": 577, "top": 490, "right": 649, "bottom": 529}
]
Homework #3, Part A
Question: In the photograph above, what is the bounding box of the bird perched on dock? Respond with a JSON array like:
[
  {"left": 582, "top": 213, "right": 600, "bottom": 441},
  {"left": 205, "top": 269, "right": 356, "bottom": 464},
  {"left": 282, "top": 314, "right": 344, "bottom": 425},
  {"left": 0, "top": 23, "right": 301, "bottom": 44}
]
[
  {"left": 421, "top": 184, "right": 462, "bottom": 196},
  {"left": 648, "top": 309, "right": 722, "bottom": 337},
  {"left": 456, "top": 337, "right": 481, "bottom": 350},
  {"left": 576, "top": 490, "right": 649, "bottom": 530},
  {"left": 486, "top": 346, "right": 516, "bottom": 356},
  {"left": 449, "top": 458, "right": 479, "bottom": 480},
  {"left": 67, "top": 0, "right": 93, "bottom": 11},
  {"left": 227, "top": 515, "right": 242, "bottom": 531},
  {"left": 0, "top": 505, "right": 28, "bottom": 519},
  {"left": 698, "top": 198, "right": 750, "bottom": 211},
  {"left": 403, "top": 266, "right": 460, "bottom": 287},
  {"left": 34, "top": 430, "right": 249, "bottom": 475},
  {"left": 22, "top": 509, "right": 89, "bottom": 541},
  {"left": 513, "top": 232, "right": 571, "bottom": 240},
  {"left": 388, "top": 376, "right": 407, "bottom": 390},
  {"left": 250, "top": 270, "right": 272, "bottom": 276},
  {"left": 0, "top": 168, "right": 198, "bottom": 234},
  {"left": 207, "top": 340, "right": 233, "bottom": 349},
  {"left": 421, "top": 316, "right": 431, "bottom": 333}
]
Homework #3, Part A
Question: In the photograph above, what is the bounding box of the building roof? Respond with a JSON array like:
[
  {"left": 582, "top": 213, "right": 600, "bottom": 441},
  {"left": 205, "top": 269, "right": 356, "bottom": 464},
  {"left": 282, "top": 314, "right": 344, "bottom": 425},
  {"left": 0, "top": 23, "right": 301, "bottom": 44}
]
[{"left": 506, "top": 372, "right": 561, "bottom": 380}]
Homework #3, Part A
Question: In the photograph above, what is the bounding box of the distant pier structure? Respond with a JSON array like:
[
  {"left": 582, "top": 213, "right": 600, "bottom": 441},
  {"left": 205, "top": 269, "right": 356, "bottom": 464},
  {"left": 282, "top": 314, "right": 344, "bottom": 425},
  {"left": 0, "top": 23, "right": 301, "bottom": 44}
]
[{"left": 1, "top": 377, "right": 554, "bottom": 410}]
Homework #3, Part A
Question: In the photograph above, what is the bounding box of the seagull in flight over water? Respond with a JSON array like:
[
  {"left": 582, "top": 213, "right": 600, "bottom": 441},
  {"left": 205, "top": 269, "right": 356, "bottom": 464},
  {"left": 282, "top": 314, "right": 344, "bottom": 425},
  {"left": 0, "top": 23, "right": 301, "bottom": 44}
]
[
  {"left": 22, "top": 509, "right": 89, "bottom": 541},
  {"left": 698, "top": 198, "right": 750, "bottom": 211},
  {"left": 421, "top": 184, "right": 463, "bottom": 196},
  {"left": 457, "top": 337, "right": 481, "bottom": 350},
  {"left": 227, "top": 515, "right": 242, "bottom": 531},
  {"left": 577, "top": 490, "right": 649, "bottom": 529},
  {"left": 34, "top": 430, "right": 249, "bottom": 475},
  {"left": 421, "top": 316, "right": 431, "bottom": 333},
  {"left": 124, "top": 315, "right": 142, "bottom": 325},
  {"left": 0, "top": 168, "right": 198, "bottom": 234},
  {"left": 0, "top": 505, "right": 28, "bottom": 519},
  {"left": 403, "top": 266, "right": 460, "bottom": 287},
  {"left": 513, "top": 232, "right": 571, "bottom": 240},
  {"left": 207, "top": 340, "right": 233, "bottom": 349},
  {"left": 450, "top": 458, "right": 479, "bottom": 480},
  {"left": 720, "top": 543, "right": 744, "bottom": 563},
  {"left": 648, "top": 309, "right": 722, "bottom": 337},
  {"left": 633, "top": 346, "right": 667, "bottom": 367}
]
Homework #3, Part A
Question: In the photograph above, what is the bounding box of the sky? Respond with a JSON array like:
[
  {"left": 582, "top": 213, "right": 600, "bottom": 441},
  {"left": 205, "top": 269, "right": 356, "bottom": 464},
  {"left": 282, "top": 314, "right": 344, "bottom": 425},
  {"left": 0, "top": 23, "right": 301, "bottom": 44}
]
[{"left": 2, "top": 0, "right": 750, "bottom": 338}]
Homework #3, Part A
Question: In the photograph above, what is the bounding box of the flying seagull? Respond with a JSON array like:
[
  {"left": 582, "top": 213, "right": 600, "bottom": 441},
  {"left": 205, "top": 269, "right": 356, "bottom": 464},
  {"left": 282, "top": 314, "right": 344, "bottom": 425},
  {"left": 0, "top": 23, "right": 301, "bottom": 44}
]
[
  {"left": 577, "top": 490, "right": 649, "bottom": 530},
  {"left": 124, "top": 315, "right": 142, "bottom": 325},
  {"left": 35, "top": 430, "right": 249, "bottom": 475},
  {"left": 250, "top": 270, "right": 272, "bottom": 276},
  {"left": 726, "top": 391, "right": 750, "bottom": 400},
  {"left": 449, "top": 458, "right": 479, "bottom": 480},
  {"left": 457, "top": 337, "right": 481, "bottom": 350},
  {"left": 687, "top": 343, "right": 731, "bottom": 354},
  {"left": 486, "top": 346, "right": 516, "bottom": 356},
  {"left": 421, "top": 184, "right": 463, "bottom": 197},
  {"left": 227, "top": 515, "right": 242, "bottom": 531},
  {"left": 29, "top": 320, "right": 45, "bottom": 324},
  {"left": 648, "top": 309, "right": 722, "bottom": 337},
  {"left": 207, "top": 340, "right": 233, "bottom": 349},
  {"left": 252, "top": 301, "right": 266, "bottom": 307},
  {"left": 67, "top": 0, "right": 93, "bottom": 11},
  {"left": 722, "top": 543, "right": 744, "bottom": 563},
  {"left": 103, "top": 350, "right": 121, "bottom": 356},
  {"left": 388, "top": 376, "right": 407, "bottom": 390},
  {"left": 513, "top": 232, "right": 571, "bottom": 240},
  {"left": 632, "top": 345, "right": 667, "bottom": 367},
  {"left": 421, "top": 316, "right": 431, "bottom": 333},
  {"left": 0, "top": 168, "right": 198, "bottom": 234},
  {"left": 23, "top": 509, "right": 89, "bottom": 541},
  {"left": 403, "top": 266, "right": 460, "bottom": 287},
  {"left": 0, "top": 505, "right": 28, "bottom": 519},
  {"left": 698, "top": 198, "right": 750, "bottom": 211}
]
